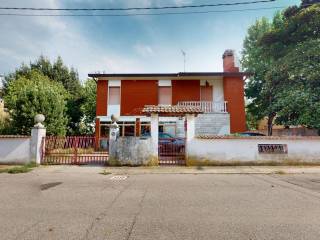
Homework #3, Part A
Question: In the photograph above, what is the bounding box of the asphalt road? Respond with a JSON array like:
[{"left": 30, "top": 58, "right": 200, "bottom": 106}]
[{"left": 1, "top": 166, "right": 320, "bottom": 240}]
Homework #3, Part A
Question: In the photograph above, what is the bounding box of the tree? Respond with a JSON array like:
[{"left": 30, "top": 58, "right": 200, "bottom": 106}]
[
  {"left": 79, "top": 79, "right": 97, "bottom": 134},
  {"left": 4, "top": 70, "right": 68, "bottom": 135},
  {"left": 242, "top": 3, "right": 320, "bottom": 135},
  {"left": 241, "top": 15, "right": 281, "bottom": 135},
  {"left": 270, "top": 39, "right": 320, "bottom": 130},
  {"left": 3, "top": 56, "right": 83, "bottom": 135}
]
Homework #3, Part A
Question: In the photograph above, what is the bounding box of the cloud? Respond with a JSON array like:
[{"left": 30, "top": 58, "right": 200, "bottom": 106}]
[
  {"left": 0, "top": 0, "right": 152, "bottom": 80},
  {"left": 133, "top": 44, "right": 155, "bottom": 57}
]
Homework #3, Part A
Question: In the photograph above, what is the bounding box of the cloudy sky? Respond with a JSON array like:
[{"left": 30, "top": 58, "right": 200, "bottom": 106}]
[{"left": 0, "top": 0, "right": 300, "bottom": 81}]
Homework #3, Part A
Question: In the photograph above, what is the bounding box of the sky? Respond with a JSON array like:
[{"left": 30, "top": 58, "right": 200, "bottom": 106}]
[{"left": 0, "top": 0, "right": 301, "bottom": 81}]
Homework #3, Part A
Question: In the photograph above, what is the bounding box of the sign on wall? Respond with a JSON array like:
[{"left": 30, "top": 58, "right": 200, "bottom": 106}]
[{"left": 258, "top": 144, "right": 288, "bottom": 154}]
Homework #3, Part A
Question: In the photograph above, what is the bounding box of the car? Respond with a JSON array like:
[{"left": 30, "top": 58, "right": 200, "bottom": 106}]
[
  {"left": 158, "top": 132, "right": 185, "bottom": 153},
  {"left": 239, "top": 132, "right": 266, "bottom": 136}
]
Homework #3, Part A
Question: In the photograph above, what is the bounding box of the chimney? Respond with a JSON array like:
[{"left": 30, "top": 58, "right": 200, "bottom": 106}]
[{"left": 223, "top": 49, "right": 239, "bottom": 72}]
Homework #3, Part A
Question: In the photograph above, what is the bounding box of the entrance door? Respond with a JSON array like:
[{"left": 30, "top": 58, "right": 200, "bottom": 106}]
[
  {"left": 201, "top": 86, "right": 213, "bottom": 101},
  {"left": 201, "top": 86, "right": 213, "bottom": 112}
]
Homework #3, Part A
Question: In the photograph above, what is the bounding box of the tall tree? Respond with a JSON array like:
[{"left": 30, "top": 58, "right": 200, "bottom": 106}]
[
  {"left": 4, "top": 70, "right": 68, "bottom": 135},
  {"left": 242, "top": 3, "right": 320, "bottom": 135},
  {"left": 3, "top": 56, "right": 84, "bottom": 135},
  {"left": 79, "top": 79, "right": 97, "bottom": 134}
]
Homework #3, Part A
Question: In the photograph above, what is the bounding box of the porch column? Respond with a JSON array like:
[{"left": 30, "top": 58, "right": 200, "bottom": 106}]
[
  {"left": 186, "top": 114, "right": 195, "bottom": 141},
  {"left": 150, "top": 113, "right": 159, "bottom": 154}
]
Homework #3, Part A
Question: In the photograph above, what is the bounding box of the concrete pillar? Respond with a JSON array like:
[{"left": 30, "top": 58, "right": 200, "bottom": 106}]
[
  {"left": 150, "top": 113, "right": 159, "bottom": 154},
  {"left": 30, "top": 114, "right": 46, "bottom": 164},
  {"left": 109, "top": 121, "right": 119, "bottom": 160},
  {"left": 186, "top": 114, "right": 195, "bottom": 142}
]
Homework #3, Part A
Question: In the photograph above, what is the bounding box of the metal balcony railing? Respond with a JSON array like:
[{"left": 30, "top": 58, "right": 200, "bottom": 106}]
[{"left": 177, "top": 101, "right": 228, "bottom": 113}]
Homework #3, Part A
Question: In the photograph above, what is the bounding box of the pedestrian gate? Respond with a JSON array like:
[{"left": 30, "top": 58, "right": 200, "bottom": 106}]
[
  {"left": 158, "top": 138, "right": 186, "bottom": 165},
  {"left": 41, "top": 136, "right": 108, "bottom": 165}
]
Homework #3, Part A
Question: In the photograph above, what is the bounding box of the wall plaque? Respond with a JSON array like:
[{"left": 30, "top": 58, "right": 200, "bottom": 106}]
[{"left": 258, "top": 144, "right": 288, "bottom": 154}]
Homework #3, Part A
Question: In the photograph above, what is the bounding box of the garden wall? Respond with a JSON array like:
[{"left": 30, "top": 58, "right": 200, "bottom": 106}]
[
  {"left": 187, "top": 136, "right": 320, "bottom": 165},
  {"left": 109, "top": 137, "right": 157, "bottom": 166},
  {"left": 0, "top": 136, "right": 32, "bottom": 164}
]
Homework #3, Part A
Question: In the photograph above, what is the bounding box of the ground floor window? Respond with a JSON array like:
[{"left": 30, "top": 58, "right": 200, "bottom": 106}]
[
  {"left": 100, "top": 120, "right": 177, "bottom": 137},
  {"left": 141, "top": 122, "right": 151, "bottom": 136},
  {"left": 100, "top": 121, "right": 136, "bottom": 137}
]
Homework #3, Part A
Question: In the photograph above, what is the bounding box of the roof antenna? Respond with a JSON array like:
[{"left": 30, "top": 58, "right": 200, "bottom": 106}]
[{"left": 181, "top": 50, "right": 186, "bottom": 72}]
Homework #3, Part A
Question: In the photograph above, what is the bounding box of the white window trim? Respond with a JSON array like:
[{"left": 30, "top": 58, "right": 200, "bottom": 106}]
[{"left": 158, "top": 80, "right": 172, "bottom": 87}]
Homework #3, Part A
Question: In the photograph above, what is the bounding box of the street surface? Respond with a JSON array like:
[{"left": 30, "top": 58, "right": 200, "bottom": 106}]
[{"left": 1, "top": 166, "right": 320, "bottom": 240}]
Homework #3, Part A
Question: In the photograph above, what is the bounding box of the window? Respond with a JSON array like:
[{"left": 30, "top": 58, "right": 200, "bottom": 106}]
[
  {"left": 109, "top": 87, "right": 120, "bottom": 105},
  {"left": 159, "top": 87, "right": 172, "bottom": 105},
  {"left": 100, "top": 125, "right": 110, "bottom": 138},
  {"left": 141, "top": 122, "right": 151, "bottom": 137}
]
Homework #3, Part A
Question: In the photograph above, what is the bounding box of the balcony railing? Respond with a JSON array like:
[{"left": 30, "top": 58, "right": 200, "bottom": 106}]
[{"left": 178, "top": 101, "right": 228, "bottom": 113}]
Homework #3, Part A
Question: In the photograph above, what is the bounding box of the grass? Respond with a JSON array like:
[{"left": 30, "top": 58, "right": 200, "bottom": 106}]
[
  {"left": 100, "top": 170, "right": 112, "bottom": 175},
  {"left": 0, "top": 162, "right": 37, "bottom": 174}
]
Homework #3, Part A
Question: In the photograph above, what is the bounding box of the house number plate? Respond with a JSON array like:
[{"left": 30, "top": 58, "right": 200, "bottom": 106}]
[{"left": 258, "top": 144, "right": 288, "bottom": 154}]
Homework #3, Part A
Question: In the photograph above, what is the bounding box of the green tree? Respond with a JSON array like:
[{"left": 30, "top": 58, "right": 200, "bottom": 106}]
[
  {"left": 4, "top": 70, "right": 68, "bottom": 135},
  {"left": 3, "top": 56, "right": 83, "bottom": 135},
  {"left": 79, "top": 79, "right": 97, "bottom": 134},
  {"left": 242, "top": 3, "right": 320, "bottom": 135}
]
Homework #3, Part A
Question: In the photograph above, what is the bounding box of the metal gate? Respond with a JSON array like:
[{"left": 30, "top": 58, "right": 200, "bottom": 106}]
[
  {"left": 158, "top": 138, "right": 186, "bottom": 165},
  {"left": 41, "top": 136, "right": 108, "bottom": 165}
]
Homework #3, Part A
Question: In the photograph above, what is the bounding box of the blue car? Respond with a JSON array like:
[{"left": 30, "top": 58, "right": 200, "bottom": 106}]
[{"left": 158, "top": 132, "right": 185, "bottom": 153}]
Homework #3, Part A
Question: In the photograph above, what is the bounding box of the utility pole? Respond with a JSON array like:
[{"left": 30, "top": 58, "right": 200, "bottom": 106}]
[{"left": 181, "top": 50, "right": 186, "bottom": 72}]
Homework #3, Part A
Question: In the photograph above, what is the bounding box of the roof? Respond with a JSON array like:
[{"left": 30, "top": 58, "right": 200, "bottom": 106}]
[
  {"left": 88, "top": 72, "right": 249, "bottom": 79},
  {"left": 142, "top": 105, "right": 203, "bottom": 116}
]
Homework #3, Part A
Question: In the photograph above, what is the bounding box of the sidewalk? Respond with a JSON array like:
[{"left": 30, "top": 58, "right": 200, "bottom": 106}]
[
  {"left": 34, "top": 165, "right": 320, "bottom": 175},
  {"left": 103, "top": 166, "right": 320, "bottom": 175}
]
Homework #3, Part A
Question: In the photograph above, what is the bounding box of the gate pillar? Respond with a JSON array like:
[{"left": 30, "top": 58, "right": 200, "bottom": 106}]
[
  {"left": 186, "top": 114, "right": 195, "bottom": 142},
  {"left": 31, "top": 114, "right": 46, "bottom": 164},
  {"left": 150, "top": 113, "right": 159, "bottom": 156}
]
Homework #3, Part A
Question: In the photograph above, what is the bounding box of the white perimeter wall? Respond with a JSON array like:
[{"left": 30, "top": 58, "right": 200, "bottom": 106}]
[
  {"left": 0, "top": 137, "right": 31, "bottom": 164},
  {"left": 187, "top": 138, "right": 320, "bottom": 163}
]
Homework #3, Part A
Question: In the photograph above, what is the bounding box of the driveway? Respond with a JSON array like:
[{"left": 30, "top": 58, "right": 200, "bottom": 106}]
[{"left": 1, "top": 166, "right": 320, "bottom": 240}]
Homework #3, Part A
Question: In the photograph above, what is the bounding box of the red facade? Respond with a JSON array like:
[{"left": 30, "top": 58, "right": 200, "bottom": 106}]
[
  {"left": 121, "top": 80, "right": 158, "bottom": 115},
  {"left": 93, "top": 50, "right": 247, "bottom": 134}
]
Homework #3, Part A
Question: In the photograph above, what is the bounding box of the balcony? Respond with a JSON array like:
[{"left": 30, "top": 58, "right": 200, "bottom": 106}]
[{"left": 177, "top": 101, "right": 228, "bottom": 113}]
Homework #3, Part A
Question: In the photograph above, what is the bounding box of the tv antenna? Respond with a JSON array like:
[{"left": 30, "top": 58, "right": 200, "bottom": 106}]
[{"left": 181, "top": 50, "right": 186, "bottom": 72}]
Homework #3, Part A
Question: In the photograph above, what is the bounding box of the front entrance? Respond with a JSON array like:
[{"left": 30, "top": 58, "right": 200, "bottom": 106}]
[{"left": 158, "top": 137, "right": 186, "bottom": 165}]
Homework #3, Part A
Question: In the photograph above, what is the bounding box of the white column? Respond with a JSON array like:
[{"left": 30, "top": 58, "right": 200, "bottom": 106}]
[
  {"left": 150, "top": 113, "right": 159, "bottom": 154},
  {"left": 31, "top": 126, "right": 46, "bottom": 165},
  {"left": 186, "top": 114, "right": 195, "bottom": 141}
]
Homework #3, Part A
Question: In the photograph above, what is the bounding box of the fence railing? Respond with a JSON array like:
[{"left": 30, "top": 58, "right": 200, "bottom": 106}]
[
  {"left": 178, "top": 101, "right": 228, "bottom": 113},
  {"left": 41, "top": 136, "right": 108, "bottom": 165}
]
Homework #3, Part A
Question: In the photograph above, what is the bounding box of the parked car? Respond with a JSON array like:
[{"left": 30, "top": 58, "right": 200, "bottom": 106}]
[
  {"left": 239, "top": 132, "right": 266, "bottom": 136},
  {"left": 158, "top": 132, "right": 185, "bottom": 153}
]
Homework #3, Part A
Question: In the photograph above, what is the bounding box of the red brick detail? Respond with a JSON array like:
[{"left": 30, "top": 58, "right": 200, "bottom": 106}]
[
  {"left": 95, "top": 118, "right": 100, "bottom": 150},
  {"left": 135, "top": 118, "right": 141, "bottom": 137},
  {"left": 121, "top": 80, "right": 158, "bottom": 116},
  {"left": 172, "top": 80, "right": 200, "bottom": 105},
  {"left": 96, "top": 80, "right": 108, "bottom": 116},
  {"left": 223, "top": 77, "right": 246, "bottom": 133}
]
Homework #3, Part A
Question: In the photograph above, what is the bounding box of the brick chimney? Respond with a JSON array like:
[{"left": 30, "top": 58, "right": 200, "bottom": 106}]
[{"left": 223, "top": 49, "right": 239, "bottom": 72}]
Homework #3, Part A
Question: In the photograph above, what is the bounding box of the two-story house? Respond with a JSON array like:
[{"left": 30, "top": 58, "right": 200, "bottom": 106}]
[{"left": 89, "top": 50, "right": 247, "bottom": 143}]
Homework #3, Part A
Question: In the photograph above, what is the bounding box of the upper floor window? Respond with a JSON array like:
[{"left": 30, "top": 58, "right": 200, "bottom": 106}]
[
  {"left": 109, "top": 87, "right": 120, "bottom": 105},
  {"left": 158, "top": 80, "right": 172, "bottom": 105},
  {"left": 159, "top": 87, "right": 172, "bottom": 105}
]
